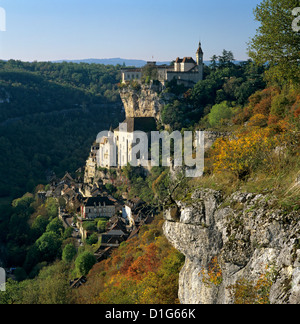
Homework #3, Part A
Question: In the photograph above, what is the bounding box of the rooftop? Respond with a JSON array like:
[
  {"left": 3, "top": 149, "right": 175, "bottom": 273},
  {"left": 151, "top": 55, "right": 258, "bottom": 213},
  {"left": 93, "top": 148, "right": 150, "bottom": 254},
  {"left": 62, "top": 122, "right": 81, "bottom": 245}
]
[
  {"left": 83, "top": 196, "right": 115, "bottom": 207},
  {"left": 182, "top": 57, "right": 196, "bottom": 64},
  {"left": 115, "top": 117, "right": 157, "bottom": 133}
]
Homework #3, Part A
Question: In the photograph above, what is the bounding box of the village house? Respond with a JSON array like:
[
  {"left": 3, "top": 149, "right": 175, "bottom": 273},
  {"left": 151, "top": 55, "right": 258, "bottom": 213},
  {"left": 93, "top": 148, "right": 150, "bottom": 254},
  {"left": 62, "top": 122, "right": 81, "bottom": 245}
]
[
  {"left": 122, "top": 197, "right": 146, "bottom": 227},
  {"left": 93, "top": 216, "right": 129, "bottom": 261},
  {"left": 122, "top": 197, "right": 155, "bottom": 231},
  {"left": 80, "top": 196, "right": 116, "bottom": 219},
  {"left": 114, "top": 117, "right": 157, "bottom": 168},
  {"left": 100, "top": 224, "right": 128, "bottom": 248}
]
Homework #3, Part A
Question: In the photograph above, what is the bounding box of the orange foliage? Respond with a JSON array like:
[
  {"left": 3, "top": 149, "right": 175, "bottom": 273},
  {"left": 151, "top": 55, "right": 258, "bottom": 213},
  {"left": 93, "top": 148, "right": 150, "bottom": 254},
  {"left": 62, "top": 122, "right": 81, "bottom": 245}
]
[
  {"left": 249, "top": 87, "right": 278, "bottom": 117},
  {"left": 253, "top": 96, "right": 272, "bottom": 116},
  {"left": 267, "top": 114, "right": 280, "bottom": 126},
  {"left": 72, "top": 214, "right": 185, "bottom": 304},
  {"left": 227, "top": 266, "right": 275, "bottom": 304},
  {"left": 233, "top": 86, "right": 300, "bottom": 127},
  {"left": 127, "top": 243, "right": 161, "bottom": 280},
  {"left": 291, "top": 95, "right": 300, "bottom": 118},
  {"left": 200, "top": 256, "right": 223, "bottom": 287},
  {"left": 248, "top": 114, "right": 268, "bottom": 127}
]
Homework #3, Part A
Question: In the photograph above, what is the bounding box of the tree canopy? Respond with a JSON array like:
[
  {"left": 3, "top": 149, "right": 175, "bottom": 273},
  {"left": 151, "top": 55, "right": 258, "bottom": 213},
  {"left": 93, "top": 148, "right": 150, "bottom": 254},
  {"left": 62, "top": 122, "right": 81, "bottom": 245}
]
[{"left": 248, "top": 0, "right": 300, "bottom": 85}]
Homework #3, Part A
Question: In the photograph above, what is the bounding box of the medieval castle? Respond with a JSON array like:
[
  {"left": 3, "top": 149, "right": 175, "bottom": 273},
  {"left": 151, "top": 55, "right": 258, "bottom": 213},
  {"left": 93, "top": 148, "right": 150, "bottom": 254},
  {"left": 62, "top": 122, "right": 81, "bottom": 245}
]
[{"left": 121, "top": 42, "right": 204, "bottom": 87}]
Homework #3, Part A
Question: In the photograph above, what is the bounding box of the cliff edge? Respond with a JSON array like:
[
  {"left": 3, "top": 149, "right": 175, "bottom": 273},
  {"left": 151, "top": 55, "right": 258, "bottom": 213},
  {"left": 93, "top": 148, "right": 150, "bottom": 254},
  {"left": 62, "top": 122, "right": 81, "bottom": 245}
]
[
  {"left": 163, "top": 188, "right": 300, "bottom": 304},
  {"left": 119, "top": 83, "right": 176, "bottom": 121}
]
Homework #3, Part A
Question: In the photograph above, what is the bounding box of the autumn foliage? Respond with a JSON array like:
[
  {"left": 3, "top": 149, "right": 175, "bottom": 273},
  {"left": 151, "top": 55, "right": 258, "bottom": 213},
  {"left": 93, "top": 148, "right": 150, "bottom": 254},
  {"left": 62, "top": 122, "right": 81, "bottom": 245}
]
[
  {"left": 200, "top": 256, "right": 223, "bottom": 287},
  {"left": 212, "top": 127, "right": 281, "bottom": 179},
  {"left": 233, "top": 85, "right": 300, "bottom": 129},
  {"left": 212, "top": 84, "right": 300, "bottom": 180},
  {"left": 227, "top": 266, "right": 276, "bottom": 304},
  {"left": 72, "top": 215, "right": 185, "bottom": 304}
]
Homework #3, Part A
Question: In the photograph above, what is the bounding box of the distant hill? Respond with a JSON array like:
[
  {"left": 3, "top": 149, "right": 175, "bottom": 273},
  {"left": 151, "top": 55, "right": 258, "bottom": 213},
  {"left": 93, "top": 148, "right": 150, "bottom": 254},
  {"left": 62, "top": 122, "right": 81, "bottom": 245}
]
[
  {"left": 54, "top": 58, "right": 244, "bottom": 68},
  {"left": 53, "top": 58, "right": 215, "bottom": 67},
  {"left": 52, "top": 58, "right": 170, "bottom": 67}
]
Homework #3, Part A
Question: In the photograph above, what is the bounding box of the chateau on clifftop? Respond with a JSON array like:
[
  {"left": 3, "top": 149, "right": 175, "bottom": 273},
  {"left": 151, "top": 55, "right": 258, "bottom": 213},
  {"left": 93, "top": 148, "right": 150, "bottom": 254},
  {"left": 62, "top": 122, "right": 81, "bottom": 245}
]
[{"left": 121, "top": 42, "right": 204, "bottom": 87}]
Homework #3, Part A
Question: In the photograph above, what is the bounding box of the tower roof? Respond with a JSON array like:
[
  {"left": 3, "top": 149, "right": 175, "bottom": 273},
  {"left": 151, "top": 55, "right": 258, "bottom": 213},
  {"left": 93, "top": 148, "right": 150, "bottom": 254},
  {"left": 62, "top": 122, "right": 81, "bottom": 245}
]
[{"left": 196, "top": 42, "right": 203, "bottom": 55}]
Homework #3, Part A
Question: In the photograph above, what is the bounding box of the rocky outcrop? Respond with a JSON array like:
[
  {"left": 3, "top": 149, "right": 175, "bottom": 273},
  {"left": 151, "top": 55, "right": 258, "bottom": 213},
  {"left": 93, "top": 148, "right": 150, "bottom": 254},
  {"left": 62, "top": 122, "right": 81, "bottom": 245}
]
[
  {"left": 203, "top": 131, "right": 230, "bottom": 151},
  {"left": 119, "top": 83, "right": 176, "bottom": 121},
  {"left": 163, "top": 188, "right": 300, "bottom": 304}
]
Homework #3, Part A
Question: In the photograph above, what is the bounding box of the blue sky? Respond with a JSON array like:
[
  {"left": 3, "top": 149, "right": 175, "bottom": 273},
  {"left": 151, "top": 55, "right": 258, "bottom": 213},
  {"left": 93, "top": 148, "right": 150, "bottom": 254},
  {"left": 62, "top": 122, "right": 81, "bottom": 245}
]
[{"left": 0, "top": 0, "right": 262, "bottom": 62}]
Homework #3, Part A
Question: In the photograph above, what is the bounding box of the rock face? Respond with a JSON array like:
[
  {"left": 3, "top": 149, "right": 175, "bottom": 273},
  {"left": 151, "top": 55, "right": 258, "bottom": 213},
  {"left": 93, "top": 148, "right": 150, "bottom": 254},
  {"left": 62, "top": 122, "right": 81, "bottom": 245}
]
[
  {"left": 163, "top": 189, "right": 300, "bottom": 304},
  {"left": 119, "top": 83, "right": 174, "bottom": 121}
]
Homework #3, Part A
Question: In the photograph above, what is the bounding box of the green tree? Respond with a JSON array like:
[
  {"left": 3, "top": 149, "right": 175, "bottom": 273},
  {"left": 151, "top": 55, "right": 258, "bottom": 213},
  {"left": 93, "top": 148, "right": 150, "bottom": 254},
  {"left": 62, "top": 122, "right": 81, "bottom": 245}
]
[
  {"left": 0, "top": 279, "right": 26, "bottom": 304},
  {"left": 161, "top": 100, "right": 185, "bottom": 130},
  {"left": 35, "top": 232, "right": 62, "bottom": 262},
  {"left": 46, "top": 218, "right": 64, "bottom": 237},
  {"left": 86, "top": 233, "right": 99, "bottom": 246},
  {"left": 208, "top": 102, "right": 233, "bottom": 127},
  {"left": 97, "top": 219, "right": 107, "bottom": 233},
  {"left": 218, "top": 50, "right": 235, "bottom": 68},
  {"left": 63, "top": 226, "right": 73, "bottom": 239},
  {"left": 75, "top": 251, "right": 96, "bottom": 276},
  {"left": 45, "top": 198, "right": 58, "bottom": 219},
  {"left": 248, "top": 0, "right": 300, "bottom": 84},
  {"left": 210, "top": 55, "right": 219, "bottom": 71},
  {"left": 62, "top": 243, "right": 77, "bottom": 263},
  {"left": 31, "top": 215, "right": 49, "bottom": 240}
]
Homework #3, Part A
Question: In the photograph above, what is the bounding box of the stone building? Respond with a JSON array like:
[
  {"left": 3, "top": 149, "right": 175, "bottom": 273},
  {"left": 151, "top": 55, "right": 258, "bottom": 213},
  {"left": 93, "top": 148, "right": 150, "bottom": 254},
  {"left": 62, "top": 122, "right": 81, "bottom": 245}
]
[
  {"left": 80, "top": 196, "right": 116, "bottom": 219},
  {"left": 84, "top": 142, "right": 99, "bottom": 183},
  {"left": 114, "top": 117, "right": 157, "bottom": 167},
  {"left": 121, "top": 68, "right": 142, "bottom": 83},
  {"left": 94, "top": 117, "right": 156, "bottom": 170},
  {"left": 121, "top": 42, "right": 204, "bottom": 87}
]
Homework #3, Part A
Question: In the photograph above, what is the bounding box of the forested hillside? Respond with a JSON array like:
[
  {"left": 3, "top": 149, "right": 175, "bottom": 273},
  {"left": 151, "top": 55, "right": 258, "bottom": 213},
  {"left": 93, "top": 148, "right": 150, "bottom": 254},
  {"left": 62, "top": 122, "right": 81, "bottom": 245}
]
[{"left": 0, "top": 61, "right": 123, "bottom": 200}]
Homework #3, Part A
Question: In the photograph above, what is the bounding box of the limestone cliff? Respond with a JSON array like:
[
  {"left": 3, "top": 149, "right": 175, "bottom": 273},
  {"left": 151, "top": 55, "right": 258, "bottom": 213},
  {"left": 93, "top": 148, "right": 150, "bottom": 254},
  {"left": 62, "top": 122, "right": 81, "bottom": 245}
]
[
  {"left": 119, "top": 83, "right": 175, "bottom": 121},
  {"left": 163, "top": 188, "right": 300, "bottom": 304}
]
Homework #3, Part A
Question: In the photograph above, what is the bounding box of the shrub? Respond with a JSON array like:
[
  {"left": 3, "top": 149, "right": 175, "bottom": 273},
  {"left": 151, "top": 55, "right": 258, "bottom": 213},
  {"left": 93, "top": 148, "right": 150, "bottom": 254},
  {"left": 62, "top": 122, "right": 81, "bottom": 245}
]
[
  {"left": 75, "top": 251, "right": 96, "bottom": 276},
  {"left": 248, "top": 114, "right": 268, "bottom": 127},
  {"left": 227, "top": 266, "right": 275, "bottom": 304},
  {"left": 208, "top": 101, "right": 232, "bottom": 127},
  {"left": 62, "top": 243, "right": 77, "bottom": 263},
  {"left": 213, "top": 127, "right": 280, "bottom": 179}
]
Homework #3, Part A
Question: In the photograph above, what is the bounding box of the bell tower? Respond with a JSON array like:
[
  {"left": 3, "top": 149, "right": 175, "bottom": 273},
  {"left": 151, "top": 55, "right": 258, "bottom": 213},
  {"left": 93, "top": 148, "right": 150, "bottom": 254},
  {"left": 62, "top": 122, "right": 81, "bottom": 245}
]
[
  {"left": 196, "top": 41, "right": 203, "bottom": 65},
  {"left": 196, "top": 42, "right": 204, "bottom": 80}
]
